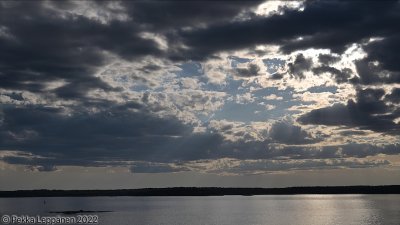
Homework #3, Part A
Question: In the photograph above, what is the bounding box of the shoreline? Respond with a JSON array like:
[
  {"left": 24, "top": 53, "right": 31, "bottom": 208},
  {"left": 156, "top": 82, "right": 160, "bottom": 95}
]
[{"left": 1, "top": 185, "right": 400, "bottom": 198}]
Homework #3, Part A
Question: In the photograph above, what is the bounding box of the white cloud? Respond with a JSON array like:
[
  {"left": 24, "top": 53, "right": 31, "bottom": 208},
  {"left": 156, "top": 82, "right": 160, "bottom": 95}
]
[
  {"left": 264, "top": 94, "right": 283, "bottom": 100},
  {"left": 264, "top": 104, "right": 276, "bottom": 110},
  {"left": 255, "top": 1, "right": 305, "bottom": 17}
]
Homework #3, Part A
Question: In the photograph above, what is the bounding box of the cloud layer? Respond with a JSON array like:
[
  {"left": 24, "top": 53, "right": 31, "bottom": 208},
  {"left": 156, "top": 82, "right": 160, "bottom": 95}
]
[{"left": 1, "top": 0, "right": 399, "bottom": 175}]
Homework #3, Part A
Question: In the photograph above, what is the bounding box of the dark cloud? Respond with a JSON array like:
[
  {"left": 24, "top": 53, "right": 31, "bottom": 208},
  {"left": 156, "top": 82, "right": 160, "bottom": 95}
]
[
  {"left": 0, "top": 0, "right": 266, "bottom": 99},
  {"left": 139, "top": 64, "right": 163, "bottom": 74},
  {"left": 1, "top": 0, "right": 400, "bottom": 175},
  {"left": 298, "top": 88, "right": 400, "bottom": 133},
  {"left": 2, "top": 0, "right": 400, "bottom": 94},
  {"left": 341, "top": 143, "right": 400, "bottom": 158},
  {"left": 355, "top": 88, "right": 387, "bottom": 114},
  {"left": 178, "top": 1, "right": 400, "bottom": 59},
  {"left": 235, "top": 63, "right": 261, "bottom": 77},
  {"left": 339, "top": 130, "right": 367, "bottom": 136},
  {"left": 279, "top": 1, "right": 400, "bottom": 53},
  {"left": 287, "top": 54, "right": 313, "bottom": 79},
  {"left": 2, "top": 92, "right": 24, "bottom": 101},
  {"left": 312, "top": 66, "right": 352, "bottom": 83},
  {"left": 1, "top": 100, "right": 286, "bottom": 167},
  {"left": 318, "top": 54, "right": 340, "bottom": 65},
  {"left": 54, "top": 77, "right": 119, "bottom": 100},
  {"left": 386, "top": 88, "right": 400, "bottom": 103},
  {"left": 0, "top": 103, "right": 197, "bottom": 163},
  {"left": 0, "top": 2, "right": 161, "bottom": 98},
  {"left": 122, "top": 0, "right": 262, "bottom": 31},
  {"left": 363, "top": 35, "right": 400, "bottom": 73},
  {"left": 351, "top": 58, "right": 400, "bottom": 85},
  {"left": 269, "top": 120, "right": 319, "bottom": 145},
  {"left": 0, "top": 102, "right": 253, "bottom": 166},
  {"left": 1, "top": 101, "right": 398, "bottom": 172},
  {"left": 270, "top": 73, "right": 285, "bottom": 80}
]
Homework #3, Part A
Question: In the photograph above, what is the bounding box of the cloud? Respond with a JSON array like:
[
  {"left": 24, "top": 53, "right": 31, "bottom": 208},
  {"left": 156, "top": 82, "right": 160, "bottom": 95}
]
[
  {"left": 130, "top": 162, "right": 188, "bottom": 173},
  {"left": 352, "top": 58, "right": 400, "bottom": 85},
  {"left": 298, "top": 88, "right": 400, "bottom": 133},
  {"left": 386, "top": 88, "right": 400, "bottom": 103},
  {"left": 2, "top": 0, "right": 400, "bottom": 97},
  {"left": 121, "top": 1, "right": 262, "bottom": 31},
  {"left": 0, "top": 2, "right": 162, "bottom": 98},
  {"left": 312, "top": 66, "right": 352, "bottom": 83},
  {"left": 287, "top": 54, "right": 313, "bottom": 79},
  {"left": 220, "top": 158, "right": 391, "bottom": 174},
  {"left": 318, "top": 54, "right": 340, "bottom": 65},
  {"left": 269, "top": 120, "right": 318, "bottom": 145},
  {"left": 0, "top": 103, "right": 201, "bottom": 163},
  {"left": 1, "top": 103, "right": 399, "bottom": 174},
  {"left": 178, "top": 1, "right": 400, "bottom": 59},
  {"left": 164, "top": 157, "right": 391, "bottom": 175},
  {"left": 28, "top": 165, "right": 58, "bottom": 172},
  {"left": 341, "top": 143, "right": 400, "bottom": 158},
  {"left": 263, "top": 94, "right": 283, "bottom": 100},
  {"left": 1, "top": 0, "right": 400, "bottom": 176},
  {"left": 363, "top": 34, "right": 400, "bottom": 74},
  {"left": 235, "top": 63, "right": 261, "bottom": 77}
]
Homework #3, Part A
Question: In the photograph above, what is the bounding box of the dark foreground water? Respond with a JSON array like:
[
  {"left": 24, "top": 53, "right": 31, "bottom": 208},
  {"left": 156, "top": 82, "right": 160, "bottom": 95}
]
[{"left": 1, "top": 195, "right": 400, "bottom": 225}]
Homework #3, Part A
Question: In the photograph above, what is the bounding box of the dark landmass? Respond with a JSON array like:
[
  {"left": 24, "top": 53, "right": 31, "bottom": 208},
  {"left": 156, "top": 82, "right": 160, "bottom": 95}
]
[
  {"left": 0, "top": 186, "right": 399, "bottom": 198},
  {"left": 49, "top": 210, "right": 112, "bottom": 215}
]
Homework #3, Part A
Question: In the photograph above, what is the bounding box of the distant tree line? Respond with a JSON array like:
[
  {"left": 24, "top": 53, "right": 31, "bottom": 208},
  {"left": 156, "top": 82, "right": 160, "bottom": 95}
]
[{"left": 0, "top": 186, "right": 400, "bottom": 197}]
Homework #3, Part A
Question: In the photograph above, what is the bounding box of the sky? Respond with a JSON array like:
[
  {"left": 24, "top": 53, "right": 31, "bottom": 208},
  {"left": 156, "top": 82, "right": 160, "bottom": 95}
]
[{"left": 1, "top": 0, "right": 400, "bottom": 190}]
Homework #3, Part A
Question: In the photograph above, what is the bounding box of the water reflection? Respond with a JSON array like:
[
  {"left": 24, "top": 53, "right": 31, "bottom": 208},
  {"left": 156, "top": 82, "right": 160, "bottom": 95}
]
[{"left": 0, "top": 195, "right": 399, "bottom": 225}]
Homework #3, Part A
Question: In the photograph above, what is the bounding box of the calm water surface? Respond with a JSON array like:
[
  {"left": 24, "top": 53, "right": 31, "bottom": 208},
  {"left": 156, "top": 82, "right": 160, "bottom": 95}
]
[{"left": 1, "top": 195, "right": 399, "bottom": 225}]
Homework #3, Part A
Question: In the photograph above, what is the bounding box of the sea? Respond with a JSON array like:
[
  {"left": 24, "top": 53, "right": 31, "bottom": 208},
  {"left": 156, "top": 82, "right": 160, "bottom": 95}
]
[{"left": 1, "top": 195, "right": 399, "bottom": 225}]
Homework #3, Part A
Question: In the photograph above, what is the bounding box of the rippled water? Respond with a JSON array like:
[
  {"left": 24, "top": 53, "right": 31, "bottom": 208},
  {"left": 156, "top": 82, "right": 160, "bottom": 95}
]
[{"left": 1, "top": 195, "right": 400, "bottom": 225}]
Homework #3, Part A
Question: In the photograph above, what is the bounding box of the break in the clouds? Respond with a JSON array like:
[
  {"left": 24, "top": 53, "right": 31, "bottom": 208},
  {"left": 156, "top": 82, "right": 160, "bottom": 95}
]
[{"left": 0, "top": 0, "right": 400, "bottom": 183}]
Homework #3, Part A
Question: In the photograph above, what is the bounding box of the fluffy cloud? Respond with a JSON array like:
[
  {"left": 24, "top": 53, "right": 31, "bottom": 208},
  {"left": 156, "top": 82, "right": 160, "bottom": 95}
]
[{"left": 1, "top": 0, "right": 400, "bottom": 177}]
